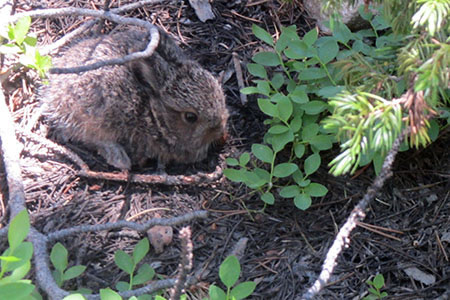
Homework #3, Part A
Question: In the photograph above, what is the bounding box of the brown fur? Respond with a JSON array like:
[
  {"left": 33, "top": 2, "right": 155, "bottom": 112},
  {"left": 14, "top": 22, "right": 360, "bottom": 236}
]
[{"left": 41, "top": 28, "right": 228, "bottom": 169}]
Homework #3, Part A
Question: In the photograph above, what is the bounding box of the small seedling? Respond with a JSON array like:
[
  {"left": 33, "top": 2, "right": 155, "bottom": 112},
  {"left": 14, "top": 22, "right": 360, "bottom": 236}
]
[
  {"left": 50, "top": 242, "right": 87, "bottom": 290},
  {"left": 0, "top": 210, "right": 38, "bottom": 300},
  {"left": 114, "top": 238, "right": 155, "bottom": 293},
  {"left": 208, "top": 255, "right": 257, "bottom": 300},
  {"left": 0, "top": 16, "right": 52, "bottom": 78},
  {"left": 363, "top": 273, "right": 388, "bottom": 300}
]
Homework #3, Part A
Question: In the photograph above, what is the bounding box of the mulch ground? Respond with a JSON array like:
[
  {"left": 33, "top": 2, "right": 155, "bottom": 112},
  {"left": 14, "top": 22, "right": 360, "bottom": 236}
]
[{"left": 1, "top": 0, "right": 449, "bottom": 299}]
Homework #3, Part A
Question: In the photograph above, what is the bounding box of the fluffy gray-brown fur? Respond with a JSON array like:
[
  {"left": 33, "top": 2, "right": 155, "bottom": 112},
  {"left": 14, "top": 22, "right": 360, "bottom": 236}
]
[{"left": 41, "top": 28, "right": 228, "bottom": 170}]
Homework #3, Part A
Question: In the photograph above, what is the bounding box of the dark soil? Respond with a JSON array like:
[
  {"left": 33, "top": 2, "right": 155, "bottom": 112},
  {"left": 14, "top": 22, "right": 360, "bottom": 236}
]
[{"left": 1, "top": 0, "right": 449, "bottom": 299}]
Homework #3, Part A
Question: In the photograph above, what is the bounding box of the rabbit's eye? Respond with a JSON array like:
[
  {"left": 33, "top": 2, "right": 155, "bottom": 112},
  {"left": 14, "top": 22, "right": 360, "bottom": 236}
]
[{"left": 184, "top": 112, "right": 198, "bottom": 124}]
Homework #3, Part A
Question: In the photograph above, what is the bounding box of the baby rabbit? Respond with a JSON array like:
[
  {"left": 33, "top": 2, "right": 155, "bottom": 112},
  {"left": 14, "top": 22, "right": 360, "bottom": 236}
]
[{"left": 41, "top": 27, "right": 229, "bottom": 170}]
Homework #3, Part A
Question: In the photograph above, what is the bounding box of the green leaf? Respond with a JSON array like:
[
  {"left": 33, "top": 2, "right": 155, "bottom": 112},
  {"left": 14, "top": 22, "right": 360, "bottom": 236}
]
[
  {"left": 308, "top": 135, "right": 333, "bottom": 150},
  {"left": 302, "top": 123, "right": 319, "bottom": 140},
  {"left": 13, "top": 16, "right": 31, "bottom": 45},
  {"left": 304, "top": 153, "right": 321, "bottom": 175},
  {"left": 307, "top": 183, "right": 328, "bottom": 197},
  {"left": 0, "top": 255, "right": 20, "bottom": 262},
  {"left": 294, "top": 144, "right": 305, "bottom": 159},
  {"left": 257, "top": 98, "right": 277, "bottom": 117},
  {"left": 261, "top": 192, "right": 275, "bottom": 205},
  {"left": 252, "top": 24, "right": 274, "bottom": 46},
  {"left": 358, "top": 5, "right": 373, "bottom": 21},
  {"left": 133, "top": 263, "right": 155, "bottom": 285},
  {"left": 133, "top": 238, "right": 149, "bottom": 265},
  {"left": 289, "top": 89, "right": 309, "bottom": 104},
  {"left": 247, "top": 63, "right": 267, "bottom": 78},
  {"left": 252, "top": 144, "right": 274, "bottom": 163},
  {"left": 256, "top": 80, "right": 271, "bottom": 96},
  {"left": 279, "top": 185, "right": 300, "bottom": 198},
  {"left": 332, "top": 22, "right": 353, "bottom": 44},
  {"left": 114, "top": 250, "right": 134, "bottom": 275},
  {"left": 268, "top": 125, "right": 289, "bottom": 134},
  {"left": 301, "top": 100, "right": 327, "bottom": 115},
  {"left": 240, "top": 87, "right": 260, "bottom": 95},
  {"left": 252, "top": 52, "right": 280, "bottom": 67},
  {"left": 294, "top": 193, "right": 312, "bottom": 210},
  {"left": 63, "top": 294, "right": 87, "bottom": 300},
  {"left": 209, "top": 285, "right": 227, "bottom": 300},
  {"left": 277, "top": 95, "right": 293, "bottom": 122},
  {"left": 50, "top": 243, "right": 68, "bottom": 273},
  {"left": 373, "top": 152, "right": 385, "bottom": 176},
  {"left": 290, "top": 115, "right": 303, "bottom": 132},
  {"left": 297, "top": 179, "right": 311, "bottom": 187},
  {"left": 0, "top": 260, "right": 30, "bottom": 283},
  {"left": 373, "top": 274, "right": 385, "bottom": 289},
  {"left": 226, "top": 157, "right": 239, "bottom": 166},
  {"left": 273, "top": 163, "right": 298, "bottom": 178},
  {"left": 52, "top": 270, "right": 63, "bottom": 287},
  {"left": 303, "top": 28, "right": 318, "bottom": 46},
  {"left": 224, "top": 168, "right": 247, "bottom": 183},
  {"left": 270, "top": 129, "right": 294, "bottom": 152},
  {"left": 0, "top": 282, "right": 35, "bottom": 300},
  {"left": 100, "top": 288, "right": 122, "bottom": 300},
  {"left": 271, "top": 73, "right": 284, "bottom": 90},
  {"left": 248, "top": 168, "right": 270, "bottom": 188},
  {"left": 284, "top": 40, "right": 309, "bottom": 59},
  {"left": 317, "top": 86, "right": 344, "bottom": 98},
  {"left": 8, "top": 210, "right": 30, "bottom": 251},
  {"left": 276, "top": 25, "right": 299, "bottom": 52},
  {"left": 230, "top": 281, "right": 257, "bottom": 300},
  {"left": 24, "top": 36, "right": 37, "bottom": 46},
  {"left": 318, "top": 39, "right": 339, "bottom": 64},
  {"left": 428, "top": 119, "right": 439, "bottom": 141},
  {"left": 219, "top": 256, "right": 240, "bottom": 289},
  {"left": 63, "top": 265, "right": 86, "bottom": 281},
  {"left": 299, "top": 68, "right": 327, "bottom": 80},
  {"left": 115, "top": 281, "right": 129, "bottom": 292},
  {"left": 239, "top": 152, "right": 251, "bottom": 166}
]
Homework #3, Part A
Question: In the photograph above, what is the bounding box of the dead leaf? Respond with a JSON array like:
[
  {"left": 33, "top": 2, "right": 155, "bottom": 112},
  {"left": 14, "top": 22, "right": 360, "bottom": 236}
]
[
  {"left": 188, "top": 0, "right": 215, "bottom": 22},
  {"left": 402, "top": 266, "right": 436, "bottom": 285}
]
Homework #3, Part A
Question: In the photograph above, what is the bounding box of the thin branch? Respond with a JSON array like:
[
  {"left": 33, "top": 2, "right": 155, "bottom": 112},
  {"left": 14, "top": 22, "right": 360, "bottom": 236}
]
[
  {"left": 299, "top": 131, "right": 406, "bottom": 300},
  {"left": 47, "top": 210, "right": 208, "bottom": 242},
  {"left": 0, "top": 86, "right": 26, "bottom": 219},
  {"left": 11, "top": 7, "right": 160, "bottom": 74},
  {"left": 170, "top": 227, "right": 194, "bottom": 300}
]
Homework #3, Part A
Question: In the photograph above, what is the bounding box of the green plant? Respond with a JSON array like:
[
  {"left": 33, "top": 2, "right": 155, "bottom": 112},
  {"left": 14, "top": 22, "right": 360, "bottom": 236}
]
[
  {"left": 207, "top": 255, "right": 257, "bottom": 300},
  {"left": 113, "top": 238, "right": 155, "bottom": 294},
  {"left": 224, "top": 24, "right": 336, "bottom": 210},
  {"left": 0, "top": 16, "right": 52, "bottom": 78},
  {"left": 322, "top": 1, "right": 449, "bottom": 175},
  {"left": 50, "top": 242, "right": 88, "bottom": 292},
  {"left": 0, "top": 210, "right": 40, "bottom": 300},
  {"left": 363, "top": 273, "right": 388, "bottom": 299},
  {"left": 64, "top": 238, "right": 157, "bottom": 300}
]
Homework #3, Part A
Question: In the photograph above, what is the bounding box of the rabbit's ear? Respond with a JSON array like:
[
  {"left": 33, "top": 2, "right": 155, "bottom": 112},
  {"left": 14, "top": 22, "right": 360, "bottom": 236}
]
[
  {"left": 155, "top": 28, "right": 186, "bottom": 65},
  {"left": 130, "top": 56, "right": 170, "bottom": 95}
]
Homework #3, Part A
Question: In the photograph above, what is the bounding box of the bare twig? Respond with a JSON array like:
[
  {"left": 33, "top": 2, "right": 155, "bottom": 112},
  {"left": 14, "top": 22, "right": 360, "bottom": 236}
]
[
  {"left": 299, "top": 131, "right": 406, "bottom": 300},
  {"left": 170, "top": 227, "right": 194, "bottom": 300},
  {"left": 232, "top": 52, "right": 248, "bottom": 105},
  {"left": 0, "top": 86, "right": 26, "bottom": 218},
  {"left": 11, "top": 7, "right": 160, "bottom": 74},
  {"left": 47, "top": 211, "right": 208, "bottom": 242}
]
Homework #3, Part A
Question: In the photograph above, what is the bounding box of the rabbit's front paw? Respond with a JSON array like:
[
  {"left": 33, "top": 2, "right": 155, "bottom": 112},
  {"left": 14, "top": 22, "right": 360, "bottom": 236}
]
[{"left": 96, "top": 142, "right": 131, "bottom": 170}]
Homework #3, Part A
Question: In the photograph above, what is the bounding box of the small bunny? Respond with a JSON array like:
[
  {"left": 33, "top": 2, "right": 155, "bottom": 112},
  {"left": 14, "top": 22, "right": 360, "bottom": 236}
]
[{"left": 41, "top": 27, "right": 229, "bottom": 170}]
